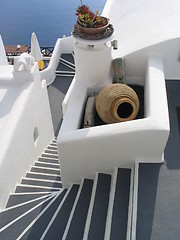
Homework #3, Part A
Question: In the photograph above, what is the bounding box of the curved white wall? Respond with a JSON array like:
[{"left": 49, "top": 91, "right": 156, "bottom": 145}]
[
  {"left": 0, "top": 57, "right": 54, "bottom": 209},
  {"left": 124, "top": 37, "right": 180, "bottom": 83},
  {"left": 58, "top": 54, "right": 169, "bottom": 188},
  {"left": 103, "top": 0, "right": 180, "bottom": 57}
]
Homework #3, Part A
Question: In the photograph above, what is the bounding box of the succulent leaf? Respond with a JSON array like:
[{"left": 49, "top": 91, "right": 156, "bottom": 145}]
[
  {"left": 76, "top": 3, "right": 107, "bottom": 29},
  {"left": 76, "top": 5, "right": 90, "bottom": 16}
]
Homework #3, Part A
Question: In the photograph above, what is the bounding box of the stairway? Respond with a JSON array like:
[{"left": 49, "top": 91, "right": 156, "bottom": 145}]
[
  {"left": 0, "top": 138, "right": 133, "bottom": 240},
  {"left": 55, "top": 54, "right": 75, "bottom": 77}
]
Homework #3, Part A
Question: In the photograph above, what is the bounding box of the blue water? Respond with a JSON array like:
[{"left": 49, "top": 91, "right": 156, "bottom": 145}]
[{"left": 0, "top": 0, "right": 106, "bottom": 46}]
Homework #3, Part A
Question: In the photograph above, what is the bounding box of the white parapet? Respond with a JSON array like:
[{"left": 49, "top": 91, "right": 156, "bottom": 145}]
[
  {"left": 0, "top": 53, "right": 54, "bottom": 209},
  {"left": 57, "top": 36, "right": 170, "bottom": 188},
  {"left": 40, "top": 36, "right": 74, "bottom": 86}
]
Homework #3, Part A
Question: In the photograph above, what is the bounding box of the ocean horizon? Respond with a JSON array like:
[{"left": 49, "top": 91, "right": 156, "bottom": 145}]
[{"left": 0, "top": 0, "right": 106, "bottom": 47}]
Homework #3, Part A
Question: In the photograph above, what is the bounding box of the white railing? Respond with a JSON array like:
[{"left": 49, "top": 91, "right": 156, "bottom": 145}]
[{"left": 40, "top": 36, "right": 74, "bottom": 86}]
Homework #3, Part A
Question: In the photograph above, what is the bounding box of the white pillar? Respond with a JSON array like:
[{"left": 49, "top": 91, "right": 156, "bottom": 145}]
[{"left": 73, "top": 36, "right": 114, "bottom": 91}]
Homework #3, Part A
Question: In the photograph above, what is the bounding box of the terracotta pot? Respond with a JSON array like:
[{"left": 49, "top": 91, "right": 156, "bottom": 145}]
[
  {"left": 96, "top": 84, "right": 140, "bottom": 123},
  {"left": 77, "top": 17, "right": 109, "bottom": 35}
]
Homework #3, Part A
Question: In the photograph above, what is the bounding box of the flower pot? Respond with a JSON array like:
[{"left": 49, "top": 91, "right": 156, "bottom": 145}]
[{"left": 77, "top": 17, "right": 109, "bottom": 35}]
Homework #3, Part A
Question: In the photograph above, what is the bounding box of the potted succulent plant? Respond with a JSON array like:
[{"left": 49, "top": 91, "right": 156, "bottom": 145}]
[{"left": 76, "top": 1, "right": 109, "bottom": 35}]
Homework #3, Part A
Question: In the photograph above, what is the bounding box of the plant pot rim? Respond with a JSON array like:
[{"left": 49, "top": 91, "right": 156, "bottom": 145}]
[{"left": 76, "top": 17, "right": 110, "bottom": 35}]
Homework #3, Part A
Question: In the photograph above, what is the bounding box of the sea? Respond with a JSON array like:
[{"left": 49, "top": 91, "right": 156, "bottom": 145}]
[{"left": 0, "top": 0, "right": 106, "bottom": 47}]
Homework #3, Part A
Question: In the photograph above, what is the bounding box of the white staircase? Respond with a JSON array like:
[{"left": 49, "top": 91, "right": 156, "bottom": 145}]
[{"left": 0, "top": 138, "right": 134, "bottom": 240}]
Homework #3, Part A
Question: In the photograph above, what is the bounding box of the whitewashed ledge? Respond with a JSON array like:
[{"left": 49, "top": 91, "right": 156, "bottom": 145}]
[{"left": 58, "top": 54, "right": 169, "bottom": 188}]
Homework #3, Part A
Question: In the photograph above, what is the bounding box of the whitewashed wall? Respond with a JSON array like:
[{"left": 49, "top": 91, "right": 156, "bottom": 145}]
[
  {"left": 124, "top": 38, "right": 180, "bottom": 85},
  {"left": 102, "top": 0, "right": 180, "bottom": 80},
  {"left": 0, "top": 57, "right": 54, "bottom": 209},
  {"left": 62, "top": 38, "right": 113, "bottom": 115},
  {"left": 103, "top": 0, "right": 180, "bottom": 57},
  {"left": 58, "top": 55, "right": 169, "bottom": 188}
]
